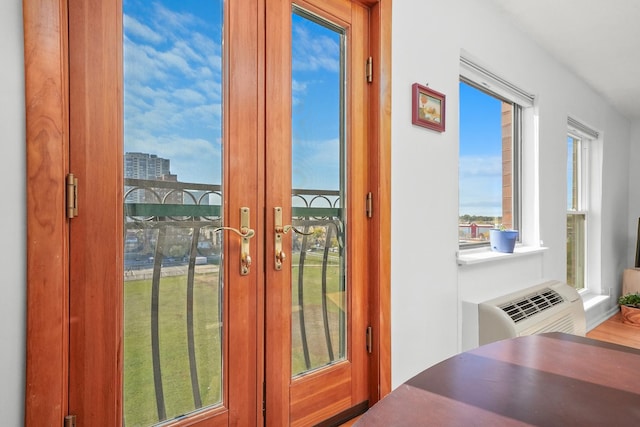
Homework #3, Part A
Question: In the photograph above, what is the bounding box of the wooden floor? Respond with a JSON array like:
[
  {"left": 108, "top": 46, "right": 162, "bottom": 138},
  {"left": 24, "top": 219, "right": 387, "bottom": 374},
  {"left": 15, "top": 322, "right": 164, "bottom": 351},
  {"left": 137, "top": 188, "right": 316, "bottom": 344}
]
[
  {"left": 586, "top": 310, "right": 640, "bottom": 349},
  {"left": 340, "top": 311, "right": 639, "bottom": 427}
]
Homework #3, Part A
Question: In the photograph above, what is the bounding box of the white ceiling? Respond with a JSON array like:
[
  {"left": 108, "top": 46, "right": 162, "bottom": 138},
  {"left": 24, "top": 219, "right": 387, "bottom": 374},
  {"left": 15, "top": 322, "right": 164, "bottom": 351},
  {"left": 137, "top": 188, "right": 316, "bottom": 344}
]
[{"left": 488, "top": 0, "right": 640, "bottom": 120}]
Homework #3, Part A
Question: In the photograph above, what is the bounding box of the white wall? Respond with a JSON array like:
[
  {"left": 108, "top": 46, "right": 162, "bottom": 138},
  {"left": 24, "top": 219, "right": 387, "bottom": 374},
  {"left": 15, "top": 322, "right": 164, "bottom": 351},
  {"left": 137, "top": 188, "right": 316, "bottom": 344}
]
[
  {"left": 0, "top": 0, "right": 25, "bottom": 424},
  {"left": 392, "top": 0, "right": 631, "bottom": 387}
]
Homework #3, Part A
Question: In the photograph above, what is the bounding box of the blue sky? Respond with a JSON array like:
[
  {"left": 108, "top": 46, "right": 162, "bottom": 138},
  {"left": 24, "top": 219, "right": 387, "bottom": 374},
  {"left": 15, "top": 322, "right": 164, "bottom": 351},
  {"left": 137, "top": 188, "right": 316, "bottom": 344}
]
[
  {"left": 124, "top": 1, "right": 342, "bottom": 191},
  {"left": 291, "top": 13, "right": 341, "bottom": 191},
  {"left": 459, "top": 81, "right": 503, "bottom": 217}
]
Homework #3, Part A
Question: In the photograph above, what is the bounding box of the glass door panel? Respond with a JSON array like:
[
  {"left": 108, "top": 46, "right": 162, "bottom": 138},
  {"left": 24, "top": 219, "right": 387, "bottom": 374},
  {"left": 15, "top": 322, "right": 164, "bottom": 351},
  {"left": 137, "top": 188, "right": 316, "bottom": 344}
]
[
  {"left": 122, "top": 0, "right": 224, "bottom": 424},
  {"left": 290, "top": 7, "right": 347, "bottom": 377}
]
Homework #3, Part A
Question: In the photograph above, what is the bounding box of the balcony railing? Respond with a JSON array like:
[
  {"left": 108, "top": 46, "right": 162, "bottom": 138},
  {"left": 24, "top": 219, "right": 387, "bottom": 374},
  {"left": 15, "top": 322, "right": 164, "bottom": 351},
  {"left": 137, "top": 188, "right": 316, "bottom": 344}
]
[{"left": 123, "top": 179, "right": 343, "bottom": 424}]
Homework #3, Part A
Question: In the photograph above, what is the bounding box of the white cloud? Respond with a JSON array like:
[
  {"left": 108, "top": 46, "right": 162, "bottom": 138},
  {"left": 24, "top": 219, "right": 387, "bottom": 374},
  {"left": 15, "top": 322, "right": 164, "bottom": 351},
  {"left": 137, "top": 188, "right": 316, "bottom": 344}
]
[
  {"left": 156, "top": 50, "right": 194, "bottom": 75},
  {"left": 292, "top": 25, "right": 340, "bottom": 73},
  {"left": 123, "top": 14, "right": 164, "bottom": 44},
  {"left": 459, "top": 155, "right": 501, "bottom": 178},
  {"left": 172, "top": 40, "right": 202, "bottom": 64},
  {"left": 459, "top": 155, "right": 503, "bottom": 216},
  {"left": 195, "top": 78, "right": 222, "bottom": 102},
  {"left": 292, "top": 79, "right": 308, "bottom": 106},
  {"left": 153, "top": 3, "right": 199, "bottom": 36},
  {"left": 191, "top": 33, "right": 222, "bottom": 72},
  {"left": 292, "top": 137, "right": 341, "bottom": 189},
  {"left": 292, "top": 79, "right": 308, "bottom": 93},
  {"left": 173, "top": 88, "right": 207, "bottom": 104},
  {"left": 124, "top": 37, "right": 169, "bottom": 83}
]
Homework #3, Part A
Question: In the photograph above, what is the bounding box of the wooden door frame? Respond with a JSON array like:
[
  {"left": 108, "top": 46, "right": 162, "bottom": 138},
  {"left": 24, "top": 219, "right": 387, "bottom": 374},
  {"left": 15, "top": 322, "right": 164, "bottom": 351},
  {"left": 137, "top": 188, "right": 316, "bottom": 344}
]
[
  {"left": 365, "top": 0, "right": 392, "bottom": 403},
  {"left": 24, "top": 0, "right": 70, "bottom": 424},
  {"left": 22, "top": 0, "right": 391, "bottom": 424}
]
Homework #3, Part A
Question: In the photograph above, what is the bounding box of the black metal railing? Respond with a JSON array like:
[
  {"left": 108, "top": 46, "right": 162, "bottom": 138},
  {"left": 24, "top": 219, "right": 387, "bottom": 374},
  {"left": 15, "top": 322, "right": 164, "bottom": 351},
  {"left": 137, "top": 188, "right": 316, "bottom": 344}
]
[
  {"left": 124, "top": 179, "right": 223, "bottom": 423},
  {"left": 290, "top": 189, "right": 345, "bottom": 375}
]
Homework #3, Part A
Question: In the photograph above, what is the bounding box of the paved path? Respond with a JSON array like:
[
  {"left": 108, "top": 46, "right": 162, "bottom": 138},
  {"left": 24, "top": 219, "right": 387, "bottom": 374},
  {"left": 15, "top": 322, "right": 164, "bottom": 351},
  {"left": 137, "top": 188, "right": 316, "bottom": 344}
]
[{"left": 124, "top": 264, "right": 219, "bottom": 281}]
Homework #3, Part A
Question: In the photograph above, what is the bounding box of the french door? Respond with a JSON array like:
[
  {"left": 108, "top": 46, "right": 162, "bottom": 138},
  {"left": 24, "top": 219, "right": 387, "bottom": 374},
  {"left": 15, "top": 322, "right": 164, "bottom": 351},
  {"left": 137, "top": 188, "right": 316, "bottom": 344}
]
[
  {"left": 265, "top": 1, "right": 371, "bottom": 425},
  {"left": 64, "top": 0, "right": 379, "bottom": 426}
]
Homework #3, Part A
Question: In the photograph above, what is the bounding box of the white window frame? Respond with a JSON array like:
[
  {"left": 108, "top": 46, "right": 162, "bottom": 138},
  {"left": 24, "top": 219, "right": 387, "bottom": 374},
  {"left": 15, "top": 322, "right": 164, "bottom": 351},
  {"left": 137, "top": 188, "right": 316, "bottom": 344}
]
[
  {"left": 567, "top": 117, "right": 602, "bottom": 296},
  {"left": 567, "top": 133, "right": 588, "bottom": 290},
  {"left": 458, "top": 54, "right": 534, "bottom": 251}
]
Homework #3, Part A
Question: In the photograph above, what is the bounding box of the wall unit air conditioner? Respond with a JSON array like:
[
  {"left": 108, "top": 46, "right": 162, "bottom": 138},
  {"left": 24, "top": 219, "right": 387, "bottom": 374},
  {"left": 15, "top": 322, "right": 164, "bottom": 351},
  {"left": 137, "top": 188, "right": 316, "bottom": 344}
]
[{"left": 463, "top": 281, "right": 586, "bottom": 349}]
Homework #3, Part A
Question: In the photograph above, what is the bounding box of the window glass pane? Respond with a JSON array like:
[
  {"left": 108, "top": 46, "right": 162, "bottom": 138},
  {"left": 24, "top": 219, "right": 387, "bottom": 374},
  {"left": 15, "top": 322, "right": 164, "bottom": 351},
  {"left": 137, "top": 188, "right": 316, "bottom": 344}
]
[
  {"left": 123, "top": 1, "right": 224, "bottom": 424},
  {"left": 567, "top": 136, "right": 579, "bottom": 211},
  {"left": 291, "top": 8, "right": 347, "bottom": 377},
  {"left": 459, "top": 81, "right": 514, "bottom": 246},
  {"left": 567, "top": 213, "right": 586, "bottom": 290}
]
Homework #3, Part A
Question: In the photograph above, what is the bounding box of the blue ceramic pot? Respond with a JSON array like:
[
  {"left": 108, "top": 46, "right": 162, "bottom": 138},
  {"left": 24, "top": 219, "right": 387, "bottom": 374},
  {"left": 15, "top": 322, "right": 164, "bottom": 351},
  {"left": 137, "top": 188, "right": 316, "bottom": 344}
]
[{"left": 489, "top": 229, "right": 518, "bottom": 253}]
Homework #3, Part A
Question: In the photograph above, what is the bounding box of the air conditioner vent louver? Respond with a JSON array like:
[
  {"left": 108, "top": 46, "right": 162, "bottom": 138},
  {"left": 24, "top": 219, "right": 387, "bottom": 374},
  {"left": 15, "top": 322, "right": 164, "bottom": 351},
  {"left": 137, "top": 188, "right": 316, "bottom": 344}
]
[{"left": 498, "top": 288, "right": 564, "bottom": 323}]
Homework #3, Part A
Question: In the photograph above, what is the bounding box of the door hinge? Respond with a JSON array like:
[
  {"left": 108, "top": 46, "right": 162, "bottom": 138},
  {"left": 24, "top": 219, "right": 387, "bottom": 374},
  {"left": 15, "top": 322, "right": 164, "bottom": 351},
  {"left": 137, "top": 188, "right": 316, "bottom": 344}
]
[
  {"left": 64, "top": 415, "right": 77, "bottom": 427},
  {"left": 366, "top": 326, "right": 373, "bottom": 354},
  {"left": 366, "top": 192, "right": 373, "bottom": 218},
  {"left": 366, "top": 56, "right": 373, "bottom": 83},
  {"left": 66, "top": 173, "right": 78, "bottom": 219}
]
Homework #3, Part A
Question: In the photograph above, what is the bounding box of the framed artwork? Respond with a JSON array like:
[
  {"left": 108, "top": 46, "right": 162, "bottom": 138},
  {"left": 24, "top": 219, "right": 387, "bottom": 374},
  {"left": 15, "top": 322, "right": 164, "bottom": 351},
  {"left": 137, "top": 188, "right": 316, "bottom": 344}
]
[{"left": 412, "top": 83, "right": 445, "bottom": 132}]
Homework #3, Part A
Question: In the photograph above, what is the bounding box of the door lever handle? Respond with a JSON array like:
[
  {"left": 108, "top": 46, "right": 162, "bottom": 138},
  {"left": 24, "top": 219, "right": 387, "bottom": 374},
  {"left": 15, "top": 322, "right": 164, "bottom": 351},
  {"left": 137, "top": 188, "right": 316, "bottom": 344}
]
[
  {"left": 274, "top": 207, "right": 313, "bottom": 271},
  {"left": 276, "top": 224, "right": 313, "bottom": 236},
  {"left": 214, "top": 226, "right": 255, "bottom": 239},
  {"left": 215, "top": 207, "right": 254, "bottom": 275}
]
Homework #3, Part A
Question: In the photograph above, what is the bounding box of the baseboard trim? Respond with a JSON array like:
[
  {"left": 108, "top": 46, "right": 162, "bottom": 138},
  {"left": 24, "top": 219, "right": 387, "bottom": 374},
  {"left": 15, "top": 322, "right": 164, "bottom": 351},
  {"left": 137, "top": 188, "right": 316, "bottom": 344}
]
[{"left": 587, "top": 305, "right": 620, "bottom": 332}]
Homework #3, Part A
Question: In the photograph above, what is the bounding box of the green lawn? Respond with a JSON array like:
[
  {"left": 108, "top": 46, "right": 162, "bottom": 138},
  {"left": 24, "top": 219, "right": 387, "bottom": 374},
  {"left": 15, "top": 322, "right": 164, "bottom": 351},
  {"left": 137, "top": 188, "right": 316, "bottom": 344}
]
[
  {"left": 124, "top": 270, "right": 222, "bottom": 426},
  {"left": 123, "top": 251, "right": 345, "bottom": 425},
  {"left": 291, "top": 251, "right": 345, "bottom": 376}
]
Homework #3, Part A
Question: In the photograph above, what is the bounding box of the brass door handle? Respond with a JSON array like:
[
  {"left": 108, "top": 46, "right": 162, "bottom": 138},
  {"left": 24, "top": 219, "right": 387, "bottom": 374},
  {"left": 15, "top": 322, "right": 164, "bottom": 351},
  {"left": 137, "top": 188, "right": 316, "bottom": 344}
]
[
  {"left": 276, "top": 224, "right": 313, "bottom": 236},
  {"left": 274, "top": 207, "right": 313, "bottom": 271},
  {"left": 215, "top": 207, "right": 254, "bottom": 275},
  {"left": 213, "top": 226, "right": 255, "bottom": 239}
]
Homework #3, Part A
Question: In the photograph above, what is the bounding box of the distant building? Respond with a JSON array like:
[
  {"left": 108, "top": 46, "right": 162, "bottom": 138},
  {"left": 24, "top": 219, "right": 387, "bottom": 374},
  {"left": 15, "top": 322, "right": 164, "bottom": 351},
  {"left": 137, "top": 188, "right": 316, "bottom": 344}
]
[
  {"left": 125, "top": 152, "right": 179, "bottom": 204},
  {"left": 125, "top": 152, "right": 170, "bottom": 180}
]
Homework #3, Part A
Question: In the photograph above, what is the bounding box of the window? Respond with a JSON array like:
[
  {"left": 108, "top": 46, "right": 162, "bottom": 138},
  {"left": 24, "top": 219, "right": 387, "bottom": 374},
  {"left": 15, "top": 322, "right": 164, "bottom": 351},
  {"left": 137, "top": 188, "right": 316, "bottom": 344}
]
[
  {"left": 458, "top": 80, "right": 521, "bottom": 248},
  {"left": 567, "top": 133, "right": 587, "bottom": 290},
  {"left": 458, "top": 56, "right": 534, "bottom": 250},
  {"left": 566, "top": 117, "right": 601, "bottom": 294}
]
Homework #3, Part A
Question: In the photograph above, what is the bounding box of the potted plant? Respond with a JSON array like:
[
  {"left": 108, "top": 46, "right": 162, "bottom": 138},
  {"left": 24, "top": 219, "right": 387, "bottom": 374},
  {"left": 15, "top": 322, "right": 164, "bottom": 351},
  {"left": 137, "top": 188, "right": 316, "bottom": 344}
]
[
  {"left": 489, "top": 225, "right": 519, "bottom": 253},
  {"left": 618, "top": 293, "right": 640, "bottom": 326}
]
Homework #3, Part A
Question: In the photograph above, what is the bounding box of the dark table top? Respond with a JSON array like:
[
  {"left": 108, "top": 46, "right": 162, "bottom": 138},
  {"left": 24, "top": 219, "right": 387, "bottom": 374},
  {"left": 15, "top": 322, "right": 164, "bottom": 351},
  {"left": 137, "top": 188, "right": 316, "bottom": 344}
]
[{"left": 355, "top": 333, "right": 640, "bottom": 426}]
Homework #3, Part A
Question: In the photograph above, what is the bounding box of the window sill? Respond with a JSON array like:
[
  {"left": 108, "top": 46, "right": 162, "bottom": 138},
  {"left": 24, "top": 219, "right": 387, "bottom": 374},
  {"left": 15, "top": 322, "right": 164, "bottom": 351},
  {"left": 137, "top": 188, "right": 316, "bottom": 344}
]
[
  {"left": 581, "top": 292, "right": 610, "bottom": 311},
  {"left": 457, "top": 245, "right": 548, "bottom": 266}
]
